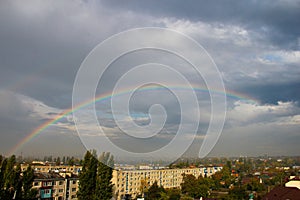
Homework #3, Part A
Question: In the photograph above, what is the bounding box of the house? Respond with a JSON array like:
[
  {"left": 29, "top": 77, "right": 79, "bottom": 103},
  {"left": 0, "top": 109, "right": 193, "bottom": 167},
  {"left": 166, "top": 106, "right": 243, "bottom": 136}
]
[{"left": 263, "top": 186, "right": 300, "bottom": 200}]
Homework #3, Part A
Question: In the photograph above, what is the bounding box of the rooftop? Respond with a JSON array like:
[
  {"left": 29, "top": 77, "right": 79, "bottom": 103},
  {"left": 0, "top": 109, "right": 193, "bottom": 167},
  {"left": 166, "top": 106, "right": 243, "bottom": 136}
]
[
  {"left": 34, "top": 172, "right": 64, "bottom": 180},
  {"left": 263, "top": 186, "right": 300, "bottom": 200}
]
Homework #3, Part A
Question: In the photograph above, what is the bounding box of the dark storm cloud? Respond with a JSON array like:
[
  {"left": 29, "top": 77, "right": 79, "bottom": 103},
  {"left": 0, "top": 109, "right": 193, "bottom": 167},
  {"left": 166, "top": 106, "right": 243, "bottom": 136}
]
[
  {"left": 102, "top": 0, "right": 300, "bottom": 49},
  {"left": 235, "top": 81, "right": 300, "bottom": 104}
]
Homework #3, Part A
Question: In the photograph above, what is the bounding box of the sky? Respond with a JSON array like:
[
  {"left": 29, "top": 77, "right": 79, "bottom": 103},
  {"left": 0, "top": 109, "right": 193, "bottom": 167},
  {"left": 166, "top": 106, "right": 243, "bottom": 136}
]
[{"left": 0, "top": 0, "right": 300, "bottom": 160}]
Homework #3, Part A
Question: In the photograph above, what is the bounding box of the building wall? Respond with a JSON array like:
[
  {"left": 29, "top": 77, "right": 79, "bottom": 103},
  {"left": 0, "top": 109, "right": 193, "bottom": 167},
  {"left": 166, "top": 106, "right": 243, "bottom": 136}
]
[
  {"left": 112, "top": 167, "right": 222, "bottom": 200},
  {"left": 53, "top": 180, "right": 65, "bottom": 199},
  {"left": 67, "top": 179, "right": 79, "bottom": 200},
  {"left": 32, "top": 176, "right": 79, "bottom": 200}
]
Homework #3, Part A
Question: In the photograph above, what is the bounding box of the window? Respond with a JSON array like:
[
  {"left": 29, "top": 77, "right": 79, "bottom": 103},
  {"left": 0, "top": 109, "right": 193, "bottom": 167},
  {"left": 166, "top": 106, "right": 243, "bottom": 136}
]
[
  {"left": 72, "top": 188, "right": 76, "bottom": 192},
  {"left": 44, "top": 189, "right": 50, "bottom": 194},
  {"left": 59, "top": 181, "right": 63, "bottom": 185},
  {"left": 59, "top": 189, "right": 63, "bottom": 193},
  {"left": 34, "top": 182, "right": 39, "bottom": 186},
  {"left": 72, "top": 180, "right": 76, "bottom": 184},
  {"left": 42, "top": 182, "right": 47, "bottom": 187}
]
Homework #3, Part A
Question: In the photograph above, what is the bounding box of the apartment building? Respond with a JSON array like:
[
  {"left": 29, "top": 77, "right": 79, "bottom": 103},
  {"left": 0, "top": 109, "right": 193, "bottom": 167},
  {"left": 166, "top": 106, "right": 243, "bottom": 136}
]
[
  {"left": 112, "top": 166, "right": 222, "bottom": 200},
  {"left": 32, "top": 172, "right": 79, "bottom": 200}
]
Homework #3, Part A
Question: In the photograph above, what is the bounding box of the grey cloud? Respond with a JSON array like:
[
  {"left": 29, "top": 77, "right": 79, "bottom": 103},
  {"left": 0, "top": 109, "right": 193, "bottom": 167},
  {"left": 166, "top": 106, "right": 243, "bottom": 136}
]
[
  {"left": 102, "top": 0, "right": 300, "bottom": 49},
  {"left": 234, "top": 81, "right": 300, "bottom": 104}
]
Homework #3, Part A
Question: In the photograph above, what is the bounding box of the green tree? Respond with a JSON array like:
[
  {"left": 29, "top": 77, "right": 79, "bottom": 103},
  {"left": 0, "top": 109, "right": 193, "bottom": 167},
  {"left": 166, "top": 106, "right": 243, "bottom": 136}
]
[
  {"left": 246, "top": 177, "right": 264, "bottom": 192},
  {"left": 62, "top": 156, "right": 66, "bottom": 164},
  {"left": 226, "top": 186, "right": 248, "bottom": 200},
  {"left": 77, "top": 151, "right": 114, "bottom": 200},
  {"left": 68, "top": 156, "right": 75, "bottom": 166},
  {"left": 180, "top": 196, "right": 193, "bottom": 200},
  {"left": 13, "top": 163, "right": 22, "bottom": 199},
  {"left": 140, "top": 178, "right": 149, "bottom": 197},
  {"left": 0, "top": 155, "right": 24, "bottom": 199},
  {"left": 166, "top": 188, "right": 181, "bottom": 200},
  {"left": 0, "top": 157, "right": 7, "bottom": 197},
  {"left": 226, "top": 160, "right": 232, "bottom": 171},
  {"left": 55, "top": 156, "right": 61, "bottom": 165},
  {"left": 181, "top": 174, "right": 209, "bottom": 198},
  {"left": 212, "top": 165, "right": 233, "bottom": 189},
  {"left": 145, "top": 181, "right": 165, "bottom": 200},
  {"left": 181, "top": 174, "right": 197, "bottom": 197},
  {"left": 95, "top": 152, "right": 114, "bottom": 200},
  {"left": 4, "top": 155, "right": 17, "bottom": 199},
  {"left": 22, "top": 165, "right": 38, "bottom": 199},
  {"left": 77, "top": 150, "right": 98, "bottom": 200}
]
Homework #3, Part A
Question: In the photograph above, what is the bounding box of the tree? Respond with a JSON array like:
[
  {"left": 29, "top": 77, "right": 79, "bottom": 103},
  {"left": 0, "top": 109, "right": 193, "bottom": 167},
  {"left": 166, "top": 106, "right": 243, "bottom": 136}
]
[
  {"left": 226, "top": 186, "right": 248, "bottom": 200},
  {"left": 180, "top": 196, "right": 193, "bottom": 200},
  {"left": 181, "top": 174, "right": 209, "bottom": 198},
  {"left": 0, "top": 155, "right": 25, "bottom": 199},
  {"left": 245, "top": 177, "right": 264, "bottom": 192},
  {"left": 146, "top": 181, "right": 164, "bottom": 200},
  {"left": 0, "top": 156, "right": 37, "bottom": 200},
  {"left": 22, "top": 165, "right": 38, "bottom": 199},
  {"left": 77, "top": 150, "right": 98, "bottom": 200},
  {"left": 4, "top": 155, "right": 17, "bottom": 199},
  {"left": 13, "top": 163, "right": 22, "bottom": 199},
  {"left": 62, "top": 156, "right": 66, "bottom": 164},
  {"left": 212, "top": 165, "right": 233, "bottom": 189},
  {"left": 77, "top": 151, "right": 114, "bottom": 200},
  {"left": 166, "top": 188, "right": 181, "bottom": 200},
  {"left": 95, "top": 152, "right": 114, "bottom": 200},
  {"left": 140, "top": 178, "right": 149, "bottom": 197},
  {"left": 55, "top": 156, "right": 61, "bottom": 165},
  {"left": 0, "top": 157, "right": 7, "bottom": 198},
  {"left": 226, "top": 160, "right": 232, "bottom": 171},
  {"left": 68, "top": 156, "right": 75, "bottom": 166}
]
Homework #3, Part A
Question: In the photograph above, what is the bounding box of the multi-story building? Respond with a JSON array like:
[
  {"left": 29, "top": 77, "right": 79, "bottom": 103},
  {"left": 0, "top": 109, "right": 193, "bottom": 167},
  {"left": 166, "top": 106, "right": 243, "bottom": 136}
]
[
  {"left": 33, "top": 172, "right": 65, "bottom": 200},
  {"left": 32, "top": 172, "right": 79, "bottom": 200},
  {"left": 112, "top": 166, "right": 222, "bottom": 200}
]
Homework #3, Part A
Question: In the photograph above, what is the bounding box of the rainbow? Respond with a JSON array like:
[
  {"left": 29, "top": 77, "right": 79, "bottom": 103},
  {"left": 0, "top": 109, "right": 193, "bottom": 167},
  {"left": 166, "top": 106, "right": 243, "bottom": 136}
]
[{"left": 7, "top": 84, "right": 258, "bottom": 156}]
